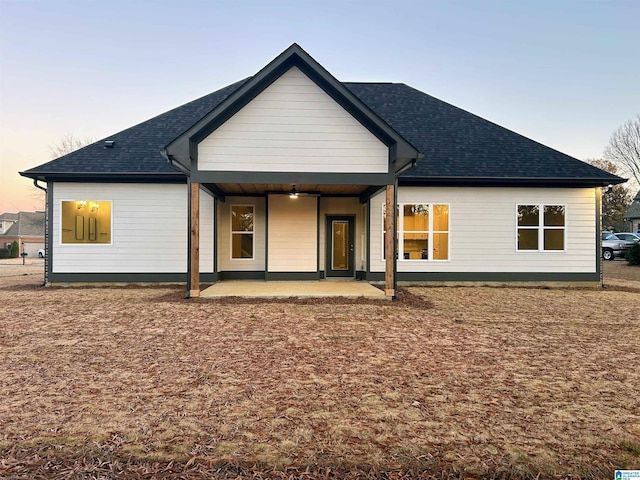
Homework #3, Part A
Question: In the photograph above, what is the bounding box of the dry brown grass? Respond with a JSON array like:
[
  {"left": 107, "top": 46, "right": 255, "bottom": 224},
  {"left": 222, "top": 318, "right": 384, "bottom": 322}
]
[
  {"left": 1, "top": 264, "right": 639, "bottom": 479},
  {"left": 603, "top": 258, "right": 640, "bottom": 283}
]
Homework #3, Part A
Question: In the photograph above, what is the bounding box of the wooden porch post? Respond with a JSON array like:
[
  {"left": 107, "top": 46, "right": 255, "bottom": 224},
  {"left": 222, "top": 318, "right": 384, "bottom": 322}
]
[
  {"left": 190, "top": 182, "right": 200, "bottom": 297},
  {"left": 385, "top": 184, "right": 395, "bottom": 298}
]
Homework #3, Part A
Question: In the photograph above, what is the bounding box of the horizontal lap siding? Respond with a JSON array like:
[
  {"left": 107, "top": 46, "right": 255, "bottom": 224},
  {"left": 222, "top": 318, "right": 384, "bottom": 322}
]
[
  {"left": 370, "top": 187, "right": 596, "bottom": 273},
  {"left": 53, "top": 183, "right": 187, "bottom": 273},
  {"left": 268, "top": 195, "right": 317, "bottom": 272},
  {"left": 198, "top": 67, "right": 388, "bottom": 173},
  {"left": 217, "top": 197, "right": 265, "bottom": 271}
]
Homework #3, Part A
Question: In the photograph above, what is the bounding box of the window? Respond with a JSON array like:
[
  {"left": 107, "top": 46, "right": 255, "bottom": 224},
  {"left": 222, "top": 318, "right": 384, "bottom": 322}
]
[
  {"left": 517, "top": 204, "right": 565, "bottom": 251},
  {"left": 231, "top": 205, "right": 254, "bottom": 259},
  {"left": 61, "top": 200, "right": 112, "bottom": 244},
  {"left": 383, "top": 203, "right": 449, "bottom": 261}
]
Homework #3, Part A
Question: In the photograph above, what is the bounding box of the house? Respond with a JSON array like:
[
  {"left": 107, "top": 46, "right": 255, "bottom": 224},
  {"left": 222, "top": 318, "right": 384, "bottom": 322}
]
[
  {"left": 0, "top": 213, "right": 19, "bottom": 235},
  {"left": 20, "top": 44, "right": 625, "bottom": 296},
  {"left": 623, "top": 191, "right": 640, "bottom": 232},
  {"left": 0, "top": 211, "right": 45, "bottom": 257}
]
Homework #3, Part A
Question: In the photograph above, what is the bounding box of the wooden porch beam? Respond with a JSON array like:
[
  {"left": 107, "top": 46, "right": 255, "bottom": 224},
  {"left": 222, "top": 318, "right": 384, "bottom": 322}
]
[
  {"left": 190, "top": 182, "right": 200, "bottom": 297},
  {"left": 384, "top": 184, "right": 395, "bottom": 298}
]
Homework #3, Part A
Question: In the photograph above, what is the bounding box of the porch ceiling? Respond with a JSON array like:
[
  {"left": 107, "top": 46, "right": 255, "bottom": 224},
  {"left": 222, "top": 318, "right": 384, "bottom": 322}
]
[{"left": 212, "top": 183, "right": 370, "bottom": 195}]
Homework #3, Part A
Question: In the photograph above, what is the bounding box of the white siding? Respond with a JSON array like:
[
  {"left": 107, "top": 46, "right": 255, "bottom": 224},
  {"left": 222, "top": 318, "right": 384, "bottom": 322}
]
[
  {"left": 199, "top": 188, "right": 214, "bottom": 273},
  {"left": 370, "top": 187, "right": 597, "bottom": 273},
  {"left": 198, "top": 67, "right": 388, "bottom": 173},
  {"left": 53, "top": 183, "right": 187, "bottom": 273},
  {"left": 217, "top": 197, "right": 266, "bottom": 271},
  {"left": 268, "top": 195, "right": 317, "bottom": 272},
  {"left": 318, "top": 197, "right": 364, "bottom": 272}
]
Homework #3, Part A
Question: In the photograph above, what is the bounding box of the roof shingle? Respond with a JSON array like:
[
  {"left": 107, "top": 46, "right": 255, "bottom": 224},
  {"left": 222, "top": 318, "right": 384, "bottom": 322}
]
[
  {"left": 624, "top": 191, "right": 640, "bottom": 219},
  {"left": 0, "top": 212, "right": 44, "bottom": 237},
  {"left": 21, "top": 77, "right": 624, "bottom": 186}
]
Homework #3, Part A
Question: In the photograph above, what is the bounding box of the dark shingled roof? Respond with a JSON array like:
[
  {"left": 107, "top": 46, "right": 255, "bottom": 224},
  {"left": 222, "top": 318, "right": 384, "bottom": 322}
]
[
  {"left": 22, "top": 79, "right": 249, "bottom": 176},
  {"left": 345, "top": 83, "right": 621, "bottom": 184},
  {"left": 22, "top": 78, "right": 624, "bottom": 186}
]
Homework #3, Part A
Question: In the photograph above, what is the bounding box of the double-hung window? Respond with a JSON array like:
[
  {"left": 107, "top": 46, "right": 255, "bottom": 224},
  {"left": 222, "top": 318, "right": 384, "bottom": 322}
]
[
  {"left": 383, "top": 203, "right": 449, "bottom": 260},
  {"left": 517, "top": 204, "right": 565, "bottom": 251},
  {"left": 231, "top": 205, "right": 254, "bottom": 259}
]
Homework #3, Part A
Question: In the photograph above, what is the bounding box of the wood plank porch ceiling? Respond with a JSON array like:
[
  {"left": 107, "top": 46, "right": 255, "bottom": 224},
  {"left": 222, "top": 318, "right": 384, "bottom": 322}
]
[{"left": 214, "top": 183, "right": 369, "bottom": 195}]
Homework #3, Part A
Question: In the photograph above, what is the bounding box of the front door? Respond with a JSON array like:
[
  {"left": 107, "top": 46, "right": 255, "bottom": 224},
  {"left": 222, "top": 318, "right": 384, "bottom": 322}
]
[{"left": 325, "top": 216, "right": 355, "bottom": 278}]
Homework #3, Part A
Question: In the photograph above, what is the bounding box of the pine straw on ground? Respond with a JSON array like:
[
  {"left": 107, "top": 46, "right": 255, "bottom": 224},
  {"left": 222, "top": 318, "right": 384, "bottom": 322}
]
[{"left": 1, "top": 270, "right": 639, "bottom": 479}]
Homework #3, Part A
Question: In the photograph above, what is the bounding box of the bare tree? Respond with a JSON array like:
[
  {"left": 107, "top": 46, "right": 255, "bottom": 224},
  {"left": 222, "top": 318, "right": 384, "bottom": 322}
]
[
  {"left": 28, "top": 134, "right": 97, "bottom": 210},
  {"left": 589, "top": 159, "right": 632, "bottom": 231},
  {"left": 604, "top": 115, "right": 640, "bottom": 187},
  {"left": 49, "top": 133, "right": 96, "bottom": 158}
]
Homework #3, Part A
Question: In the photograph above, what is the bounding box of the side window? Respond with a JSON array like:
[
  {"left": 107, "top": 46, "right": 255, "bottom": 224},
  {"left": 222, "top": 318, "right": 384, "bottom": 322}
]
[
  {"left": 383, "top": 203, "right": 449, "bottom": 260},
  {"left": 231, "top": 205, "right": 254, "bottom": 259},
  {"left": 517, "top": 204, "right": 565, "bottom": 252},
  {"left": 61, "top": 201, "right": 112, "bottom": 244}
]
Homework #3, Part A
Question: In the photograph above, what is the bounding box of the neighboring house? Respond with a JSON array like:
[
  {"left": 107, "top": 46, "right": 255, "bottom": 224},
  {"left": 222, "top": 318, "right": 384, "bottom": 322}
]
[
  {"left": 0, "top": 211, "right": 45, "bottom": 257},
  {"left": 0, "top": 213, "right": 19, "bottom": 235},
  {"left": 623, "top": 191, "right": 640, "bottom": 232},
  {"left": 20, "top": 44, "right": 625, "bottom": 296}
]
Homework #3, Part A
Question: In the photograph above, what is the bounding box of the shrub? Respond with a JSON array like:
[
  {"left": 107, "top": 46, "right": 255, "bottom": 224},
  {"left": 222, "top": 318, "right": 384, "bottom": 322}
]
[
  {"left": 0, "top": 248, "right": 11, "bottom": 259},
  {"left": 626, "top": 242, "right": 640, "bottom": 266},
  {"left": 10, "top": 240, "right": 19, "bottom": 258}
]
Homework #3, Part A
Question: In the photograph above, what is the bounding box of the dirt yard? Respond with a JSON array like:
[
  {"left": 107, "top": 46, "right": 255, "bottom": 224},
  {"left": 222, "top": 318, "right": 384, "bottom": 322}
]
[{"left": 1, "top": 260, "right": 639, "bottom": 479}]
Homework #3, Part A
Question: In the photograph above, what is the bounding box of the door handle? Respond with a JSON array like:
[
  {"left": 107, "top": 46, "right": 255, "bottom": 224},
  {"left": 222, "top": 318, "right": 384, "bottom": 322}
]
[{"left": 349, "top": 244, "right": 354, "bottom": 252}]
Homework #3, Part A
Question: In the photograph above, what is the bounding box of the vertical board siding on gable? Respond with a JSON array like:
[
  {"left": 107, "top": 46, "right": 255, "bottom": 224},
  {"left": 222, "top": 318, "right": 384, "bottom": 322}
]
[
  {"left": 199, "top": 188, "right": 214, "bottom": 273},
  {"left": 217, "top": 197, "right": 266, "bottom": 272},
  {"left": 268, "top": 195, "right": 317, "bottom": 272},
  {"left": 198, "top": 67, "right": 388, "bottom": 173},
  {"left": 52, "top": 183, "right": 187, "bottom": 273},
  {"left": 318, "top": 197, "right": 363, "bottom": 271},
  {"left": 369, "top": 187, "right": 597, "bottom": 274}
]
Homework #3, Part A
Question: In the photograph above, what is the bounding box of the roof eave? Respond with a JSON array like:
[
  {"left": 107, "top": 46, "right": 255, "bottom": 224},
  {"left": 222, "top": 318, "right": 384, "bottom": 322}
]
[
  {"left": 19, "top": 171, "right": 187, "bottom": 183},
  {"left": 398, "top": 176, "right": 628, "bottom": 188}
]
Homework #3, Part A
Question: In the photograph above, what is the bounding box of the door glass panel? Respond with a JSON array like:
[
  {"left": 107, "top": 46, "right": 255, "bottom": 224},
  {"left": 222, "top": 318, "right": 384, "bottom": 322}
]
[{"left": 332, "top": 221, "right": 348, "bottom": 270}]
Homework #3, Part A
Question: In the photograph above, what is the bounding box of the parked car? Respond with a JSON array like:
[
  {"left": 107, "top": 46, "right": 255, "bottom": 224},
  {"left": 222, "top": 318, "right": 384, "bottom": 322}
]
[
  {"left": 601, "top": 232, "right": 633, "bottom": 260},
  {"left": 614, "top": 232, "right": 640, "bottom": 243},
  {"left": 37, "top": 249, "right": 45, "bottom": 258}
]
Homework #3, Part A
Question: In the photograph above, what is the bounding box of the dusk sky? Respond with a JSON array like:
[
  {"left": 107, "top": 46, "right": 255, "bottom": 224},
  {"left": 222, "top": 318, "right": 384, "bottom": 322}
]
[{"left": 1, "top": 0, "right": 639, "bottom": 213}]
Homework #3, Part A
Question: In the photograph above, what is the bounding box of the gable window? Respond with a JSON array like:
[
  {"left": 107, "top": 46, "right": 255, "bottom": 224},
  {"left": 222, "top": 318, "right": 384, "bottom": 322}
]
[
  {"left": 60, "top": 201, "right": 112, "bottom": 244},
  {"left": 517, "top": 205, "right": 565, "bottom": 251},
  {"left": 383, "top": 203, "right": 449, "bottom": 260},
  {"left": 231, "top": 205, "right": 254, "bottom": 259}
]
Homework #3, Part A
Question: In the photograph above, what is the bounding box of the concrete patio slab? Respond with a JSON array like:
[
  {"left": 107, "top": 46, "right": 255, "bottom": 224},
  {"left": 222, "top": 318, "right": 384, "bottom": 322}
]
[{"left": 200, "top": 280, "right": 388, "bottom": 299}]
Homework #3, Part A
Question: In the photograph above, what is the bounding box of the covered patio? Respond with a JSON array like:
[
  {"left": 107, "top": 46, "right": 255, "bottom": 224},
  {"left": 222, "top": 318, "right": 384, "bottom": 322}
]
[
  {"left": 200, "top": 279, "right": 388, "bottom": 299},
  {"left": 161, "top": 45, "right": 422, "bottom": 299}
]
